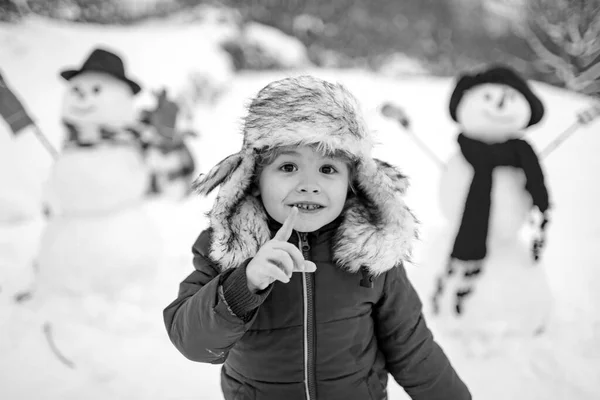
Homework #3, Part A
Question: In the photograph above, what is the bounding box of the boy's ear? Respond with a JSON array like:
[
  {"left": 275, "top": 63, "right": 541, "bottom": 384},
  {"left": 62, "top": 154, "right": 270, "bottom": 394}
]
[{"left": 193, "top": 152, "right": 244, "bottom": 195}]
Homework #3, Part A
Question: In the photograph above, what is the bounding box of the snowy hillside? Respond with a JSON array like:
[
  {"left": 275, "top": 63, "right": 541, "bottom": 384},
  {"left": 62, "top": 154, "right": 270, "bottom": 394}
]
[{"left": 1, "top": 14, "right": 599, "bottom": 400}]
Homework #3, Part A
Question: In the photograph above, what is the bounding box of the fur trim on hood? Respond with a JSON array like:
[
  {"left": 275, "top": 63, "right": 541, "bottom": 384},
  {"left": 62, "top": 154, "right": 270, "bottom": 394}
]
[{"left": 194, "top": 76, "right": 418, "bottom": 276}]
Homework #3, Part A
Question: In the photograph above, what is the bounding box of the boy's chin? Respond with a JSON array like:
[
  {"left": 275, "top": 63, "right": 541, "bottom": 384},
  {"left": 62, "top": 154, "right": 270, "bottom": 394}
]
[{"left": 293, "top": 218, "right": 329, "bottom": 233}]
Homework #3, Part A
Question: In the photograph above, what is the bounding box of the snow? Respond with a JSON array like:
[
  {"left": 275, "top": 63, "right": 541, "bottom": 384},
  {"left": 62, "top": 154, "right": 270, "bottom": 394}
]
[
  {"left": 1, "top": 14, "right": 599, "bottom": 400},
  {"left": 242, "top": 22, "right": 312, "bottom": 69}
]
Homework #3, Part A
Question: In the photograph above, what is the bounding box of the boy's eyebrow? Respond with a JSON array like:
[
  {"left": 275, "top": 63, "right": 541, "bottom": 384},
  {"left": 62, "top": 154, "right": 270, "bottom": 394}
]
[
  {"left": 278, "top": 150, "right": 300, "bottom": 156},
  {"left": 276, "top": 149, "right": 345, "bottom": 162}
]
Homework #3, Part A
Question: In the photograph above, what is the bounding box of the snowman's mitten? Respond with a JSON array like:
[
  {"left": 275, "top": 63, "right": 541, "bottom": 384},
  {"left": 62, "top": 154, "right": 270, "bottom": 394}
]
[
  {"left": 0, "top": 71, "right": 35, "bottom": 134},
  {"left": 577, "top": 104, "right": 600, "bottom": 125},
  {"left": 431, "top": 274, "right": 445, "bottom": 315},
  {"left": 380, "top": 102, "right": 411, "bottom": 128},
  {"left": 454, "top": 259, "right": 482, "bottom": 315},
  {"left": 148, "top": 89, "right": 179, "bottom": 138},
  {"left": 532, "top": 211, "right": 550, "bottom": 262},
  {"left": 431, "top": 257, "right": 480, "bottom": 315}
]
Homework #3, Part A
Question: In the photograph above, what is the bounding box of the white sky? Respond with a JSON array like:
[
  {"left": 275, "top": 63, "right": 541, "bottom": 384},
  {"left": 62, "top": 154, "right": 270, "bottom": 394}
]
[{"left": 0, "top": 12, "right": 599, "bottom": 400}]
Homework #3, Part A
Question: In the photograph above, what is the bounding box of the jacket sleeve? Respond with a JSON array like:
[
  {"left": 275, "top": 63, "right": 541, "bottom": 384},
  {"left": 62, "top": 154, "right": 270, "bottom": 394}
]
[
  {"left": 374, "top": 264, "right": 471, "bottom": 400},
  {"left": 163, "top": 229, "right": 272, "bottom": 364}
]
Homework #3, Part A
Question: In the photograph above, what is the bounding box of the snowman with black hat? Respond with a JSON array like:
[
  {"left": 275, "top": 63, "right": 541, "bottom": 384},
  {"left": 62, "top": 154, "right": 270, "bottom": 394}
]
[
  {"left": 43, "top": 47, "right": 151, "bottom": 215},
  {"left": 430, "top": 65, "right": 554, "bottom": 354},
  {"left": 33, "top": 48, "right": 163, "bottom": 363}
]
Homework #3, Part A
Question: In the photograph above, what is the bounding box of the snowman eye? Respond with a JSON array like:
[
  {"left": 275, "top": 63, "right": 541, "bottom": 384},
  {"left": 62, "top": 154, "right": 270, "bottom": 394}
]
[
  {"left": 71, "top": 86, "right": 83, "bottom": 95},
  {"left": 484, "top": 93, "right": 492, "bottom": 101},
  {"left": 92, "top": 85, "right": 102, "bottom": 94}
]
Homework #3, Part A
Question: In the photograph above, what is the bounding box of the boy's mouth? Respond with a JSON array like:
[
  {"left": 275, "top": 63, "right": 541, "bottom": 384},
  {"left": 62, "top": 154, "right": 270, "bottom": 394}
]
[{"left": 289, "top": 203, "right": 324, "bottom": 211}]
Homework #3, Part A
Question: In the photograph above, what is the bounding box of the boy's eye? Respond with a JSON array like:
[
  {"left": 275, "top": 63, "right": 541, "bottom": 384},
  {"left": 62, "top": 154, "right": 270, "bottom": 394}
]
[
  {"left": 279, "top": 163, "right": 297, "bottom": 173},
  {"left": 320, "top": 165, "right": 337, "bottom": 174}
]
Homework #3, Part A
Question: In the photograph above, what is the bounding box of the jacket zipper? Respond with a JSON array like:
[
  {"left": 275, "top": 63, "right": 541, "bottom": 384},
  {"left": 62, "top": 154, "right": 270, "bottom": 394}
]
[{"left": 298, "top": 232, "right": 317, "bottom": 400}]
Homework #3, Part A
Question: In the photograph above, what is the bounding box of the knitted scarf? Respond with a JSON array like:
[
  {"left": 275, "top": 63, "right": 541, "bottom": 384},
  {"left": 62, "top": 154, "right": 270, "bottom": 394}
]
[
  {"left": 62, "top": 120, "right": 144, "bottom": 149},
  {"left": 451, "top": 133, "right": 550, "bottom": 261}
]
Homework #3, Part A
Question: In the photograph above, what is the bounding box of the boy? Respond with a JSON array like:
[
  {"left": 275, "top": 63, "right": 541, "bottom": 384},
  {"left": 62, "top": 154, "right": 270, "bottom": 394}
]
[{"left": 164, "top": 76, "right": 471, "bottom": 400}]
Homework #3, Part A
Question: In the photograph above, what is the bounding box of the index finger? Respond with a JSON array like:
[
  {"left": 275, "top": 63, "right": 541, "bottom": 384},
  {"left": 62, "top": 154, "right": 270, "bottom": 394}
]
[{"left": 273, "top": 206, "right": 298, "bottom": 242}]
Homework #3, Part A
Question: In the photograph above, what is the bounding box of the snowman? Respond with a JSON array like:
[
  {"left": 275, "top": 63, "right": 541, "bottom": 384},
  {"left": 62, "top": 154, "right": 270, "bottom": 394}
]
[
  {"left": 139, "top": 88, "right": 198, "bottom": 199},
  {"left": 429, "top": 65, "right": 554, "bottom": 354},
  {"left": 32, "top": 48, "right": 164, "bottom": 365}
]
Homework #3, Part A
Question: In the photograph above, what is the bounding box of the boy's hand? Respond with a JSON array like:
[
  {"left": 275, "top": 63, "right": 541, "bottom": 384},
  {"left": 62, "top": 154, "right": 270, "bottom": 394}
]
[{"left": 246, "top": 207, "right": 317, "bottom": 293}]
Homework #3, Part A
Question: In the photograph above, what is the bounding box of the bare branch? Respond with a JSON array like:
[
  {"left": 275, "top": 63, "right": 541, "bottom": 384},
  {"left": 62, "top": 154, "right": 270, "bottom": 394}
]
[
  {"left": 535, "top": 14, "right": 566, "bottom": 46},
  {"left": 573, "top": 61, "right": 600, "bottom": 88},
  {"left": 580, "top": 45, "right": 600, "bottom": 68},
  {"left": 580, "top": 81, "right": 600, "bottom": 96},
  {"left": 519, "top": 24, "right": 577, "bottom": 81},
  {"left": 581, "top": 21, "right": 600, "bottom": 58},
  {"left": 565, "top": 14, "right": 585, "bottom": 57},
  {"left": 518, "top": 0, "right": 599, "bottom": 95}
]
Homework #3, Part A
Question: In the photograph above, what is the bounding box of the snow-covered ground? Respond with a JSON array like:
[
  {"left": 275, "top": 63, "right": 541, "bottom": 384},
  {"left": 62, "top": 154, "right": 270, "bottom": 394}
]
[{"left": 1, "top": 13, "right": 599, "bottom": 400}]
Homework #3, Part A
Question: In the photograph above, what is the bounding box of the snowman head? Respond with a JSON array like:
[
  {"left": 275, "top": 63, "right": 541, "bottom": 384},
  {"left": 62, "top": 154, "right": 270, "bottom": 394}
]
[
  {"left": 61, "top": 72, "right": 136, "bottom": 127},
  {"left": 449, "top": 65, "right": 544, "bottom": 144},
  {"left": 59, "top": 48, "right": 141, "bottom": 128}
]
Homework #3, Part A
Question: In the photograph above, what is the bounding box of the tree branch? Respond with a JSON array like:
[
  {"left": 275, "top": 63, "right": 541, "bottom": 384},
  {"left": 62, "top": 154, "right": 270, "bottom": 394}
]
[
  {"left": 518, "top": 23, "right": 577, "bottom": 83},
  {"left": 573, "top": 61, "right": 600, "bottom": 89}
]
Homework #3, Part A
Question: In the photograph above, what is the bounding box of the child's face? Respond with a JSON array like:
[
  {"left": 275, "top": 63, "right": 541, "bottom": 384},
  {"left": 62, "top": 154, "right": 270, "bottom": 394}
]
[{"left": 258, "top": 146, "right": 350, "bottom": 233}]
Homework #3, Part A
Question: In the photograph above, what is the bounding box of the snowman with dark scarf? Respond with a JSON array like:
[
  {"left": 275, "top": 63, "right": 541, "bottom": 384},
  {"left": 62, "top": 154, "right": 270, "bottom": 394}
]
[
  {"left": 430, "top": 65, "right": 554, "bottom": 354},
  {"left": 34, "top": 48, "right": 162, "bottom": 360},
  {"left": 43, "top": 47, "right": 150, "bottom": 214}
]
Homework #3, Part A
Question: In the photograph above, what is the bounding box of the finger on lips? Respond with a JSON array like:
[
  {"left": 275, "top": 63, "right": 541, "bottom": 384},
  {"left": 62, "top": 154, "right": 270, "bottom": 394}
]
[
  {"left": 274, "top": 206, "right": 298, "bottom": 241},
  {"left": 270, "top": 206, "right": 318, "bottom": 276}
]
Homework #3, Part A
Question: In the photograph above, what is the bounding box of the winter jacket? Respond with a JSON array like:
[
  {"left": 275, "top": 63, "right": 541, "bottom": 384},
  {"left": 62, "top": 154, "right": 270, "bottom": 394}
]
[{"left": 164, "top": 217, "right": 471, "bottom": 400}]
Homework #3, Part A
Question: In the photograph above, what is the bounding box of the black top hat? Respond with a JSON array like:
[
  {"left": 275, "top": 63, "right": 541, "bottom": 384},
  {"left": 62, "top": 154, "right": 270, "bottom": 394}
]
[
  {"left": 60, "top": 47, "right": 142, "bottom": 95},
  {"left": 449, "top": 65, "right": 545, "bottom": 127}
]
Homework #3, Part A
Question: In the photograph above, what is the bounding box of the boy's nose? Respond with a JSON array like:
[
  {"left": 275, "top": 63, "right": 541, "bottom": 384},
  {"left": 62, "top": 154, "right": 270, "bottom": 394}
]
[{"left": 296, "top": 180, "right": 320, "bottom": 194}]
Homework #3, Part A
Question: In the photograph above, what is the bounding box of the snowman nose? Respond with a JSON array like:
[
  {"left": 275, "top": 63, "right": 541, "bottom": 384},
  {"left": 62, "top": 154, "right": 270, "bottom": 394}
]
[
  {"left": 497, "top": 92, "right": 507, "bottom": 109},
  {"left": 73, "top": 87, "right": 86, "bottom": 100}
]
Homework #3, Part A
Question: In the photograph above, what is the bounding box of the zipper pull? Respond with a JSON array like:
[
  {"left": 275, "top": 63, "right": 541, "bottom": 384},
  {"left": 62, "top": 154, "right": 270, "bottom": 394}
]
[{"left": 299, "top": 232, "right": 310, "bottom": 252}]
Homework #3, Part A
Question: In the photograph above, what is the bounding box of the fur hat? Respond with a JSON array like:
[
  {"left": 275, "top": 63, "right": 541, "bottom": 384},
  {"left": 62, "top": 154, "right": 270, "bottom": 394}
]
[
  {"left": 449, "top": 65, "right": 545, "bottom": 127},
  {"left": 194, "top": 76, "right": 417, "bottom": 276}
]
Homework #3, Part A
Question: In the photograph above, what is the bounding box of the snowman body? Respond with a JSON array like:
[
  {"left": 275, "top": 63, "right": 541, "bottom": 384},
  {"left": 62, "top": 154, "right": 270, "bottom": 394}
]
[
  {"left": 440, "top": 155, "right": 532, "bottom": 245},
  {"left": 35, "top": 71, "right": 162, "bottom": 339},
  {"left": 434, "top": 83, "right": 554, "bottom": 348}
]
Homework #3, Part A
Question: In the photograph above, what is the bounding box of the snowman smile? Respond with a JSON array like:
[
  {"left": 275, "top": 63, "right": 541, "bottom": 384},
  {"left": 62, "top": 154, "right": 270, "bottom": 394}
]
[
  {"left": 71, "top": 105, "right": 96, "bottom": 115},
  {"left": 483, "top": 110, "right": 514, "bottom": 123}
]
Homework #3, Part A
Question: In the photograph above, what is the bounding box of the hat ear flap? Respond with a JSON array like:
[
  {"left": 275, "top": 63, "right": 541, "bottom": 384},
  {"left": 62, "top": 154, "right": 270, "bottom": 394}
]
[
  {"left": 335, "top": 157, "right": 417, "bottom": 274},
  {"left": 193, "top": 152, "right": 244, "bottom": 195}
]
